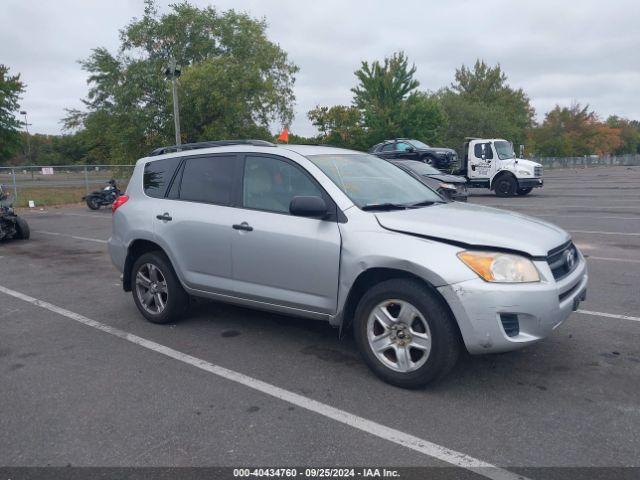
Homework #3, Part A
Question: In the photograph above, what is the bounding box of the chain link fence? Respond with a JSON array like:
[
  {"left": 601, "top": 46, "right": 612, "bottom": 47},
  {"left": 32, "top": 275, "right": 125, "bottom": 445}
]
[
  {"left": 0, "top": 165, "right": 135, "bottom": 208},
  {"left": 536, "top": 153, "right": 640, "bottom": 169},
  {"left": 1, "top": 155, "right": 639, "bottom": 207}
]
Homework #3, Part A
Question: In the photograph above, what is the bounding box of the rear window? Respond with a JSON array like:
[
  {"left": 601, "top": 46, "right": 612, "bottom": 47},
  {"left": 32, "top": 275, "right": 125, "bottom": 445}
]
[
  {"left": 143, "top": 157, "right": 181, "bottom": 198},
  {"left": 179, "top": 155, "right": 236, "bottom": 205}
]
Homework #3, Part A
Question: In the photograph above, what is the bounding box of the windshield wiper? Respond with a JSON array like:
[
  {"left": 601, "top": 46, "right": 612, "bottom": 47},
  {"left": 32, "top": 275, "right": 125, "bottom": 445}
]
[
  {"left": 405, "top": 200, "right": 442, "bottom": 207},
  {"left": 362, "top": 200, "right": 445, "bottom": 211},
  {"left": 361, "top": 203, "right": 409, "bottom": 211}
]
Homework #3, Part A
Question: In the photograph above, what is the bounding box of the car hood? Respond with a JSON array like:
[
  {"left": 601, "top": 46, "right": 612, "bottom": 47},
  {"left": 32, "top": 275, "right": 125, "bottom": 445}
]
[
  {"left": 517, "top": 159, "right": 542, "bottom": 168},
  {"left": 375, "top": 202, "right": 569, "bottom": 257},
  {"left": 426, "top": 173, "right": 466, "bottom": 184}
]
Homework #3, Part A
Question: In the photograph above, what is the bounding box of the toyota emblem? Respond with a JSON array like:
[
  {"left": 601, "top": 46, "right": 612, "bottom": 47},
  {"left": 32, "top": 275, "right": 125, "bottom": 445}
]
[{"left": 564, "top": 248, "right": 576, "bottom": 270}]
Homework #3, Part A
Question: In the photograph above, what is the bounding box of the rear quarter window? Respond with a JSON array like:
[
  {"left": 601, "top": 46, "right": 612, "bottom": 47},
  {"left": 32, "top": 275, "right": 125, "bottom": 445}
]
[
  {"left": 179, "top": 155, "right": 237, "bottom": 205},
  {"left": 143, "top": 157, "right": 181, "bottom": 198}
]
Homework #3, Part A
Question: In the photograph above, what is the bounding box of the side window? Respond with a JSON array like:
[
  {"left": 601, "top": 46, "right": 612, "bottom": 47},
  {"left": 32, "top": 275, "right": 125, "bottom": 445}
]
[
  {"left": 179, "top": 155, "right": 236, "bottom": 205},
  {"left": 243, "top": 155, "right": 322, "bottom": 214},
  {"left": 143, "top": 157, "right": 181, "bottom": 198},
  {"left": 395, "top": 142, "right": 411, "bottom": 152},
  {"left": 473, "top": 143, "right": 494, "bottom": 160},
  {"left": 380, "top": 143, "right": 395, "bottom": 152}
]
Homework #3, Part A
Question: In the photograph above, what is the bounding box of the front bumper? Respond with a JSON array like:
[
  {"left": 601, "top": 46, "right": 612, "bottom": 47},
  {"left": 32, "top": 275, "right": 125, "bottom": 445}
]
[
  {"left": 519, "top": 177, "right": 544, "bottom": 188},
  {"left": 438, "top": 254, "right": 588, "bottom": 354},
  {"left": 439, "top": 185, "right": 468, "bottom": 202}
]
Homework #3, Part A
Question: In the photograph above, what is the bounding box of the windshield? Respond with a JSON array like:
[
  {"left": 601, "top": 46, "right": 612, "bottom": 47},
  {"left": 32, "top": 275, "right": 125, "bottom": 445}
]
[
  {"left": 307, "top": 153, "right": 442, "bottom": 209},
  {"left": 409, "top": 139, "right": 430, "bottom": 149},
  {"left": 495, "top": 140, "right": 516, "bottom": 160},
  {"left": 399, "top": 161, "right": 442, "bottom": 176}
]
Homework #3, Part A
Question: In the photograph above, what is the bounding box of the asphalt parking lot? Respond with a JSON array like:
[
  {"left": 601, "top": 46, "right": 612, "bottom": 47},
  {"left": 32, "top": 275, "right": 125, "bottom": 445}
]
[{"left": 1, "top": 166, "right": 639, "bottom": 478}]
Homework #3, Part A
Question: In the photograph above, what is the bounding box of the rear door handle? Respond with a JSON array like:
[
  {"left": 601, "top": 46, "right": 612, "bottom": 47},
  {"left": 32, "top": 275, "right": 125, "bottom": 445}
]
[
  {"left": 156, "top": 213, "right": 172, "bottom": 221},
  {"left": 232, "top": 222, "right": 253, "bottom": 232}
]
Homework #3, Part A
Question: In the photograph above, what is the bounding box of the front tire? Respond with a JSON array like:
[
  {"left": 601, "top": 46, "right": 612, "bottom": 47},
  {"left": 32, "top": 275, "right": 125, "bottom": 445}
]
[
  {"left": 494, "top": 174, "right": 517, "bottom": 197},
  {"left": 422, "top": 156, "right": 434, "bottom": 166},
  {"left": 131, "top": 251, "right": 189, "bottom": 324},
  {"left": 15, "top": 216, "right": 30, "bottom": 240},
  {"left": 517, "top": 187, "right": 533, "bottom": 196},
  {"left": 353, "top": 279, "right": 460, "bottom": 388}
]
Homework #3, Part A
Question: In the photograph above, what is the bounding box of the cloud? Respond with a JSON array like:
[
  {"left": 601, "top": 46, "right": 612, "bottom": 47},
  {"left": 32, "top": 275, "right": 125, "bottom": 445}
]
[{"left": 2, "top": 0, "right": 639, "bottom": 138}]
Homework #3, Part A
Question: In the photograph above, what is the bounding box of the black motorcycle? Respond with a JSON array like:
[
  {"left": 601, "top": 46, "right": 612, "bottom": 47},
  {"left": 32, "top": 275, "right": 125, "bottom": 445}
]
[
  {"left": 84, "top": 179, "right": 122, "bottom": 210},
  {"left": 0, "top": 184, "right": 30, "bottom": 241}
]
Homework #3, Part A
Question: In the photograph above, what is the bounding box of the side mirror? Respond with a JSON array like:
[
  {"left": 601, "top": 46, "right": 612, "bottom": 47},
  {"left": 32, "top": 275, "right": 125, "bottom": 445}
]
[
  {"left": 480, "top": 143, "right": 490, "bottom": 161},
  {"left": 289, "top": 196, "right": 328, "bottom": 219},
  {"left": 406, "top": 146, "right": 415, "bottom": 153}
]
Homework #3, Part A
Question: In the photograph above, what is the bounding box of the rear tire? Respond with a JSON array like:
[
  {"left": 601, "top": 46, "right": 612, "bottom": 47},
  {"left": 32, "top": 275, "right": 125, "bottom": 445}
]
[
  {"left": 86, "top": 196, "right": 101, "bottom": 210},
  {"left": 494, "top": 174, "right": 517, "bottom": 197},
  {"left": 353, "top": 279, "right": 460, "bottom": 389},
  {"left": 15, "top": 216, "right": 30, "bottom": 240},
  {"left": 131, "top": 251, "right": 189, "bottom": 324},
  {"left": 517, "top": 187, "right": 533, "bottom": 196}
]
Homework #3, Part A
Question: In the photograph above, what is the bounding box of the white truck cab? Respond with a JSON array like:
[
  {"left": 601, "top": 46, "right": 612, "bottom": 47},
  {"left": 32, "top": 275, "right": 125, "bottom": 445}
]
[{"left": 460, "top": 138, "right": 543, "bottom": 197}]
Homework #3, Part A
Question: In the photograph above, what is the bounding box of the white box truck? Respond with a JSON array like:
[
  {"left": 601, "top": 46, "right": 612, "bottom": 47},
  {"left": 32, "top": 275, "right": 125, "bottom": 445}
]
[{"left": 457, "top": 138, "right": 543, "bottom": 197}]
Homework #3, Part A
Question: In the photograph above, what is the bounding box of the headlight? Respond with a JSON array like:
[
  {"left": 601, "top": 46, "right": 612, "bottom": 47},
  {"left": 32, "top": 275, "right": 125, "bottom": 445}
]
[
  {"left": 457, "top": 251, "right": 540, "bottom": 283},
  {"left": 438, "top": 183, "right": 456, "bottom": 190}
]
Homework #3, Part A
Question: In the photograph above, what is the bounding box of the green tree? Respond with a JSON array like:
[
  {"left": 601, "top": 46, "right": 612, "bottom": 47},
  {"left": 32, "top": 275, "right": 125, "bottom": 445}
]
[
  {"left": 307, "top": 105, "right": 366, "bottom": 149},
  {"left": 439, "top": 60, "right": 534, "bottom": 152},
  {"left": 65, "top": 0, "right": 298, "bottom": 164},
  {"left": 351, "top": 52, "right": 422, "bottom": 143},
  {"left": 311, "top": 52, "right": 444, "bottom": 148},
  {"left": 0, "top": 65, "right": 25, "bottom": 164},
  {"left": 532, "top": 104, "right": 623, "bottom": 157},
  {"left": 398, "top": 92, "right": 444, "bottom": 145}
]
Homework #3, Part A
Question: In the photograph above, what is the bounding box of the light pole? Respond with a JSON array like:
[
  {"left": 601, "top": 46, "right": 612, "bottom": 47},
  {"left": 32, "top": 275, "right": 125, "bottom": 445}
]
[
  {"left": 164, "top": 59, "right": 182, "bottom": 148},
  {"left": 20, "top": 110, "right": 31, "bottom": 163}
]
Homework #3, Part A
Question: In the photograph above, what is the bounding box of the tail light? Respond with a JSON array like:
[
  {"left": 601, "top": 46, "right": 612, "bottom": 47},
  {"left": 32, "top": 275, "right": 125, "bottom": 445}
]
[{"left": 112, "top": 195, "right": 129, "bottom": 213}]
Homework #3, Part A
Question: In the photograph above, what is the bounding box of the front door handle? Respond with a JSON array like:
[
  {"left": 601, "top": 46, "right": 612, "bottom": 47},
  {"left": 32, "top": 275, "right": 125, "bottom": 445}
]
[
  {"left": 156, "top": 213, "right": 172, "bottom": 221},
  {"left": 232, "top": 222, "right": 253, "bottom": 232}
]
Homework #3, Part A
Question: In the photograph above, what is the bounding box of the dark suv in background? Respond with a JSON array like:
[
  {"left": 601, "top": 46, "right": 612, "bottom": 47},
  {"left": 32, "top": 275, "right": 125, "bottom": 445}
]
[{"left": 370, "top": 139, "right": 458, "bottom": 170}]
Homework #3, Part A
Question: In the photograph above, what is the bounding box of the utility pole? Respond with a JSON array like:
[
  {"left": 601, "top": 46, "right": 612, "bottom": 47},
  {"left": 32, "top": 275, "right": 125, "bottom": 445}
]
[
  {"left": 20, "top": 110, "right": 31, "bottom": 163},
  {"left": 164, "top": 59, "right": 182, "bottom": 148}
]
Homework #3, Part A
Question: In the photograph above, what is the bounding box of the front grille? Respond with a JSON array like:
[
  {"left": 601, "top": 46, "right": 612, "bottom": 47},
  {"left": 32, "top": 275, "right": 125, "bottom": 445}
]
[
  {"left": 534, "top": 166, "right": 543, "bottom": 177},
  {"left": 456, "top": 184, "right": 467, "bottom": 192},
  {"left": 500, "top": 314, "right": 519, "bottom": 337},
  {"left": 547, "top": 241, "right": 578, "bottom": 280}
]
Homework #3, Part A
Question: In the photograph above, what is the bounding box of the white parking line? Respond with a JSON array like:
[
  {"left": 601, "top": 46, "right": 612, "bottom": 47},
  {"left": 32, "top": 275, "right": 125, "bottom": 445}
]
[
  {"left": 36, "top": 230, "right": 107, "bottom": 244},
  {"left": 60, "top": 212, "right": 112, "bottom": 219},
  {"left": 535, "top": 214, "right": 640, "bottom": 220},
  {"left": 0, "top": 284, "right": 525, "bottom": 480},
  {"left": 577, "top": 310, "right": 640, "bottom": 323},
  {"left": 569, "top": 230, "right": 640, "bottom": 237},
  {"left": 587, "top": 256, "right": 640, "bottom": 264},
  {"left": 485, "top": 205, "right": 640, "bottom": 210},
  {"left": 22, "top": 211, "right": 110, "bottom": 219}
]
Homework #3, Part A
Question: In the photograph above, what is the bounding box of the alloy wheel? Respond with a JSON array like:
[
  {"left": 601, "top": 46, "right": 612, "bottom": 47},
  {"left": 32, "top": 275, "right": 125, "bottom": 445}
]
[
  {"left": 135, "top": 263, "right": 169, "bottom": 315},
  {"left": 366, "top": 299, "right": 432, "bottom": 373}
]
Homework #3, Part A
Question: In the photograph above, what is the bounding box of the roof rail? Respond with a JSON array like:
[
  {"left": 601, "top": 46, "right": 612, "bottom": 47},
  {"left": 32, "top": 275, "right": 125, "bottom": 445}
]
[{"left": 149, "top": 139, "right": 276, "bottom": 156}]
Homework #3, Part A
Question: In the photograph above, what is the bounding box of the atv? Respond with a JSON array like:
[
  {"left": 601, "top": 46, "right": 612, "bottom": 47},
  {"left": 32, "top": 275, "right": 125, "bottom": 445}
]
[{"left": 0, "top": 184, "right": 30, "bottom": 241}]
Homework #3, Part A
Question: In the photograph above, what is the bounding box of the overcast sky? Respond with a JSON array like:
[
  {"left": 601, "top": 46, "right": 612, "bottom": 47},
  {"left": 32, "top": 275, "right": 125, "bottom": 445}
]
[{"left": 2, "top": 0, "right": 640, "bottom": 137}]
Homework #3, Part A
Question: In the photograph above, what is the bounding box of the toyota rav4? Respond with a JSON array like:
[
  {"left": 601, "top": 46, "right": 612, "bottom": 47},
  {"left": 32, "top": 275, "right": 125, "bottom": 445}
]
[{"left": 108, "top": 140, "right": 588, "bottom": 388}]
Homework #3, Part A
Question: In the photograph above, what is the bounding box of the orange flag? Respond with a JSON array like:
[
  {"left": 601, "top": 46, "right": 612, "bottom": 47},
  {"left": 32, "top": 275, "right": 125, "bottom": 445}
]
[{"left": 277, "top": 128, "right": 289, "bottom": 143}]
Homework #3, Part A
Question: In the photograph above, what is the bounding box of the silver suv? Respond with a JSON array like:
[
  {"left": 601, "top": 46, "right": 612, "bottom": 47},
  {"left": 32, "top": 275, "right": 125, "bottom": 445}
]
[{"left": 109, "top": 141, "right": 588, "bottom": 388}]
